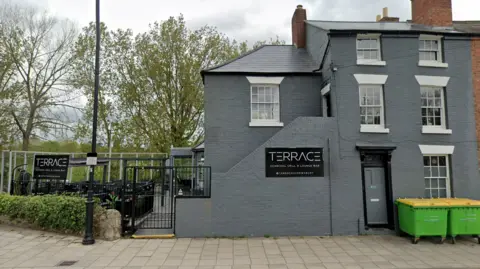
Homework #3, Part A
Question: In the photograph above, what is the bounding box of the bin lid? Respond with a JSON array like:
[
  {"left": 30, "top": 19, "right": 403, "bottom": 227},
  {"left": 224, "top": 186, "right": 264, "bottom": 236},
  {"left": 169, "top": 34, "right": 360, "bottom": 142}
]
[
  {"left": 437, "top": 198, "right": 480, "bottom": 206},
  {"left": 396, "top": 198, "right": 449, "bottom": 207}
]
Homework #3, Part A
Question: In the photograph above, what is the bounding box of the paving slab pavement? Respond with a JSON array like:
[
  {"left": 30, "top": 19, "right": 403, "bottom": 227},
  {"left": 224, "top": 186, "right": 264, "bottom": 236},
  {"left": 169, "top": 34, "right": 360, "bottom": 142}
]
[{"left": 1, "top": 225, "right": 480, "bottom": 269}]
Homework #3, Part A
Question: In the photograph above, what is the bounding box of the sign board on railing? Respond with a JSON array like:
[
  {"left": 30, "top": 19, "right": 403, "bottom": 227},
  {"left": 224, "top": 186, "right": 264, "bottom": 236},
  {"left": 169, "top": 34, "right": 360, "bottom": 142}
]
[{"left": 33, "top": 155, "right": 70, "bottom": 180}]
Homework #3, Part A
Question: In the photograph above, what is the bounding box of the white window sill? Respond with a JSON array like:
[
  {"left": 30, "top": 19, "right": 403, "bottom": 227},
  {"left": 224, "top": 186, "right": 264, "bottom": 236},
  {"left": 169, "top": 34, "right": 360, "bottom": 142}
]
[
  {"left": 360, "top": 125, "right": 390, "bottom": 134},
  {"left": 357, "top": 59, "right": 387, "bottom": 66},
  {"left": 422, "top": 126, "right": 452, "bottom": 134},
  {"left": 418, "top": 60, "right": 449, "bottom": 68},
  {"left": 249, "top": 121, "right": 284, "bottom": 127}
]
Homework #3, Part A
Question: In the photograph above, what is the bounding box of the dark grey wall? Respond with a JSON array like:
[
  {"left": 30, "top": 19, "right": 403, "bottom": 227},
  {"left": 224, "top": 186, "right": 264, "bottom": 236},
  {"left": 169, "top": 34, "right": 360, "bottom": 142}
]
[
  {"left": 182, "top": 117, "right": 339, "bottom": 237},
  {"left": 204, "top": 75, "right": 323, "bottom": 173},
  {"left": 328, "top": 34, "right": 480, "bottom": 234},
  {"left": 175, "top": 198, "right": 212, "bottom": 237}
]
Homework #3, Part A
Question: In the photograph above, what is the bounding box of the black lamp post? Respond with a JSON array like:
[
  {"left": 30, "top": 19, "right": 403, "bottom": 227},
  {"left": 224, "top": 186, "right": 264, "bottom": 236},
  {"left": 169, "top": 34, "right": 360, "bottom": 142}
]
[{"left": 82, "top": 0, "right": 101, "bottom": 245}]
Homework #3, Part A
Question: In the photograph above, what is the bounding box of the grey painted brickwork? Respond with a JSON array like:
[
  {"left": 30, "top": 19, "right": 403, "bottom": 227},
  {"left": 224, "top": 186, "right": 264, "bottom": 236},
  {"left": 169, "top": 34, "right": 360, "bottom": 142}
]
[
  {"left": 203, "top": 75, "right": 323, "bottom": 173},
  {"left": 179, "top": 31, "right": 480, "bottom": 238},
  {"left": 175, "top": 117, "right": 339, "bottom": 237},
  {"left": 175, "top": 198, "right": 212, "bottom": 237},
  {"left": 328, "top": 34, "right": 480, "bottom": 234}
]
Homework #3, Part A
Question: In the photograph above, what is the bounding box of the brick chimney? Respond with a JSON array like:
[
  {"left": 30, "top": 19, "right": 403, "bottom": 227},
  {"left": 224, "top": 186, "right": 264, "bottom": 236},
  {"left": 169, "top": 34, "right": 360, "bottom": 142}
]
[
  {"left": 376, "top": 7, "right": 400, "bottom": 22},
  {"left": 292, "top": 5, "right": 306, "bottom": 48},
  {"left": 411, "top": 0, "right": 453, "bottom": 27}
]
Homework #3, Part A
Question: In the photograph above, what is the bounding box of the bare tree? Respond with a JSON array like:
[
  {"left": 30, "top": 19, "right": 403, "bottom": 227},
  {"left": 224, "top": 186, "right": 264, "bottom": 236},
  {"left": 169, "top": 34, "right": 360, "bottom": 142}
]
[{"left": 1, "top": 2, "right": 79, "bottom": 150}]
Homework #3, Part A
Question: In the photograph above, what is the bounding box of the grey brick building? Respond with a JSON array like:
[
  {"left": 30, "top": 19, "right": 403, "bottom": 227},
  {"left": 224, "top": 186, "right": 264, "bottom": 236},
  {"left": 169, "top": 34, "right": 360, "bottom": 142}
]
[{"left": 175, "top": 0, "right": 480, "bottom": 237}]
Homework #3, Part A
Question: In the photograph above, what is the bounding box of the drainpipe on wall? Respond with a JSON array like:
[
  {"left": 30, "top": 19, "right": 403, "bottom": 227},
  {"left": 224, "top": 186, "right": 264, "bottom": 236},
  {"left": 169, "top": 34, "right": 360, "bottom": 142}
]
[{"left": 328, "top": 138, "right": 333, "bottom": 236}]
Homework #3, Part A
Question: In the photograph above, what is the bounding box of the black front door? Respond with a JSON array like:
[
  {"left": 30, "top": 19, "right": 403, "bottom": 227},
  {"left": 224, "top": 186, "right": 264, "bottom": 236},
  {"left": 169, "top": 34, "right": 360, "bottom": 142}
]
[{"left": 357, "top": 144, "right": 396, "bottom": 229}]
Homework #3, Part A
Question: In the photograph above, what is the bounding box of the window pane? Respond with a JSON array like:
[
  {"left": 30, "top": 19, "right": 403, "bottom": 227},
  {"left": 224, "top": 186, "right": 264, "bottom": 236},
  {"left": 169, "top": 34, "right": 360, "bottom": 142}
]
[
  {"left": 419, "top": 40, "right": 426, "bottom": 50},
  {"left": 357, "top": 51, "right": 364, "bottom": 59},
  {"left": 252, "top": 94, "right": 258, "bottom": 103},
  {"left": 439, "top": 156, "right": 446, "bottom": 166},
  {"left": 438, "top": 178, "right": 446, "bottom": 188},
  {"left": 252, "top": 87, "right": 258, "bottom": 95},
  {"left": 434, "top": 117, "right": 441, "bottom": 126},
  {"left": 425, "top": 189, "right": 431, "bottom": 198},
  {"left": 424, "top": 156, "right": 430, "bottom": 166},
  {"left": 431, "top": 156, "right": 438, "bottom": 165},
  {"left": 431, "top": 178, "right": 438, "bottom": 188},
  {"left": 432, "top": 40, "right": 439, "bottom": 50},
  {"left": 425, "top": 178, "right": 430, "bottom": 188},
  {"left": 370, "top": 50, "right": 378, "bottom": 60},
  {"left": 432, "top": 168, "right": 439, "bottom": 177},
  {"left": 265, "top": 92, "right": 272, "bottom": 102},
  {"left": 431, "top": 189, "right": 439, "bottom": 198},
  {"left": 360, "top": 107, "right": 366, "bottom": 116},
  {"left": 439, "top": 167, "right": 447, "bottom": 177},
  {"left": 422, "top": 117, "right": 428, "bottom": 125},
  {"left": 439, "top": 189, "right": 447, "bottom": 198},
  {"left": 424, "top": 167, "right": 430, "bottom": 177},
  {"left": 373, "top": 91, "right": 380, "bottom": 105},
  {"left": 421, "top": 108, "right": 427, "bottom": 117}
]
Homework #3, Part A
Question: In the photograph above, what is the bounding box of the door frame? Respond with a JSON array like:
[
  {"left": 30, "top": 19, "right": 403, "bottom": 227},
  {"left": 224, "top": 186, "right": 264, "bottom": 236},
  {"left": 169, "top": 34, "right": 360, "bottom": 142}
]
[{"left": 356, "top": 144, "right": 396, "bottom": 229}]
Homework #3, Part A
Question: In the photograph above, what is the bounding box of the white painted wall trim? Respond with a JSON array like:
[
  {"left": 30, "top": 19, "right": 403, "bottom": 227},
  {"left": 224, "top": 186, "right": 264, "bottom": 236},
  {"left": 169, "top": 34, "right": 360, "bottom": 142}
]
[
  {"left": 360, "top": 125, "right": 390, "bottom": 134},
  {"left": 354, "top": 74, "right": 388, "bottom": 85},
  {"left": 357, "top": 59, "right": 387, "bottom": 66},
  {"left": 247, "top": 76, "right": 284, "bottom": 85},
  {"left": 422, "top": 126, "right": 452, "bottom": 135},
  {"left": 321, "top": 83, "right": 331, "bottom": 96},
  {"left": 415, "top": 75, "right": 450, "bottom": 87},
  {"left": 419, "top": 34, "right": 442, "bottom": 41},
  {"left": 357, "top": 33, "right": 381, "bottom": 39},
  {"left": 419, "top": 145, "right": 455, "bottom": 155},
  {"left": 249, "top": 121, "right": 284, "bottom": 127},
  {"left": 418, "top": 60, "right": 449, "bottom": 68}
]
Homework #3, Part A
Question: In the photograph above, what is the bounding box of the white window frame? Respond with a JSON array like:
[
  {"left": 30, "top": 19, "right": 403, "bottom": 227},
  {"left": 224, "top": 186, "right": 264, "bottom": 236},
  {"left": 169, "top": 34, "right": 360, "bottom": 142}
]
[
  {"left": 247, "top": 76, "right": 284, "bottom": 127},
  {"left": 356, "top": 34, "right": 386, "bottom": 66},
  {"left": 354, "top": 74, "right": 389, "bottom": 133},
  {"left": 418, "top": 35, "right": 448, "bottom": 68},
  {"left": 415, "top": 76, "right": 452, "bottom": 134},
  {"left": 422, "top": 154, "right": 451, "bottom": 198}
]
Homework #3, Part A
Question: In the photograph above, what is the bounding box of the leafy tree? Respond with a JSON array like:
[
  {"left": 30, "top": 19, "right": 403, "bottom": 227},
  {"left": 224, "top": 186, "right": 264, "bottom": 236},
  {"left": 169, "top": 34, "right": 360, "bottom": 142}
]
[
  {"left": 72, "top": 16, "right": 285, "bottom": 153},
  {"left": 0, "top": 2, "right": 78, "bottom": 150},
  {"left": 70, "top": 22, "right": 123, "bottom": 151},
  {"left": 0, "top": 23, "right": 16, "bottom": 149}
]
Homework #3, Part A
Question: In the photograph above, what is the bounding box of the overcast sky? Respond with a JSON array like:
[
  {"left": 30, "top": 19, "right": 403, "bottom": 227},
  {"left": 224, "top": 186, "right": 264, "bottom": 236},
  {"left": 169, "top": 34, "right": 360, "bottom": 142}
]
[{"left": 13, "top": 0, "right": 480, "bottom": 46}]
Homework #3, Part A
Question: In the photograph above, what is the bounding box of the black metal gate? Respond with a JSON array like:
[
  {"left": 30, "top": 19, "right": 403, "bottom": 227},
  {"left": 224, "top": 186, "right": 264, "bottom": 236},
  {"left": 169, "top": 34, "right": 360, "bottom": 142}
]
[{"left": 121, "top": 166, "right": 211, "bottom": 235}]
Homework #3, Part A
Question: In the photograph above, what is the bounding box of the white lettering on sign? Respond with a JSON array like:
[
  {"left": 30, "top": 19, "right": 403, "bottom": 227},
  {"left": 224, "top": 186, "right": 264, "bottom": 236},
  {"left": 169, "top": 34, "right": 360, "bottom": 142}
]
[
  {"left": 269, "top": 151, "right": 322, "bottom": 162},
  {"left": 35, "top": 157, "right": 69, "bottom": 167}
]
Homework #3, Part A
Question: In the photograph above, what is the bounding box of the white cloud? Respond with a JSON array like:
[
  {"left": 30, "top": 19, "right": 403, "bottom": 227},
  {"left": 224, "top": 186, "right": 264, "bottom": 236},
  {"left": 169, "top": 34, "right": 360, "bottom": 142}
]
[{"left": 7, "top": 0, "right": 480, "bottom": 45}]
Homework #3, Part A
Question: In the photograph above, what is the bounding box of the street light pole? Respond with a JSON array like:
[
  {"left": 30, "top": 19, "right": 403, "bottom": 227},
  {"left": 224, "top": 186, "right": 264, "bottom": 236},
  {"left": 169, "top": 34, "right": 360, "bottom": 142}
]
[{"left": 82, "top": 0, "right": 101, "bottom": 245}]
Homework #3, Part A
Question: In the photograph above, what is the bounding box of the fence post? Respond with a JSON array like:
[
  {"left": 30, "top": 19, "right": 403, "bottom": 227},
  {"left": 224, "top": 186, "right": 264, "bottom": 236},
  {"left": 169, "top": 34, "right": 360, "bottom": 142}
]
[
  {"left": 12, "top": 151, "right": 16, "bottom": 183},
  {"left": 119, "top": 153, "right": 123, "bottom": 180},
  {"left": 150, "top": 154, "right": 153, "bottom": 180},
  {"left": 7, "top": 151, "right": 12, "bottom": 194},
  {"left": 0, "top": 151, "right": 4, "bottom": 193},
  {"left": 131, "top": 167, "right": 137, "bottom": 232},
  {"left": 31, "top": 153, "right": 36, "bottom": 193},
  {"left": 68, "top": 153, "right": 74, "bottom": 182}
]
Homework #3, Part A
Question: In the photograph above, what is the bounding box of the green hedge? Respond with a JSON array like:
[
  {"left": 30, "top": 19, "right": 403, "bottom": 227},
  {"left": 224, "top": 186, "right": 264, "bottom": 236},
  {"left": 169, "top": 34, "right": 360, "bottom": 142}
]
[{"left": 0, "top": 194, "right": 103, "bottom": 234}]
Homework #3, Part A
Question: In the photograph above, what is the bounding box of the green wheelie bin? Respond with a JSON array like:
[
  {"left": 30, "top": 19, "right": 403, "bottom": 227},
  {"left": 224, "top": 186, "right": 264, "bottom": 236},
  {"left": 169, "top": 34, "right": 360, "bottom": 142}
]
[
  {"left": 396, "top": 198, "right": 449, "bottom": 244},
  {"left": 443, "top": 198, "right": 480, "bottom": 244}
]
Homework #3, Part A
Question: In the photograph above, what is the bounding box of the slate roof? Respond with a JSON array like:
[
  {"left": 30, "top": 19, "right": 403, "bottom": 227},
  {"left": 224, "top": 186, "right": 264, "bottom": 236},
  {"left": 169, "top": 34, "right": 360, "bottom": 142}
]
[
  {"left": 202, "top": 45, "right": 319, "bottom": 74},
  {"left": 306, "top": 20, "right": 480, "bottom": 35},
  {"left": 453, "top": 21, "right": 480, "bottom": 33}
]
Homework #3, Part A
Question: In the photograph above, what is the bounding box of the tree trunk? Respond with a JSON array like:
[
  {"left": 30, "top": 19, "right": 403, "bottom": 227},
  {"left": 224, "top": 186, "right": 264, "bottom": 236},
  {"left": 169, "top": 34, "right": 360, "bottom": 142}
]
[{"left": 22, "top": 135, "right": 29, "bottom": 151}]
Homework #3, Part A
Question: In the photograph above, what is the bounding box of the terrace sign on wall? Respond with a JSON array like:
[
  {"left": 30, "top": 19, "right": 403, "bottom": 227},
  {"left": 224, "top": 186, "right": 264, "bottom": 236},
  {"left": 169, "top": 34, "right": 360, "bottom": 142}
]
[
  {"left": 265, "top": 148, "right": 324, "bottom": 177},
  {"left": 33, "top": 155, "right": 70, "bottom": 180}
]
